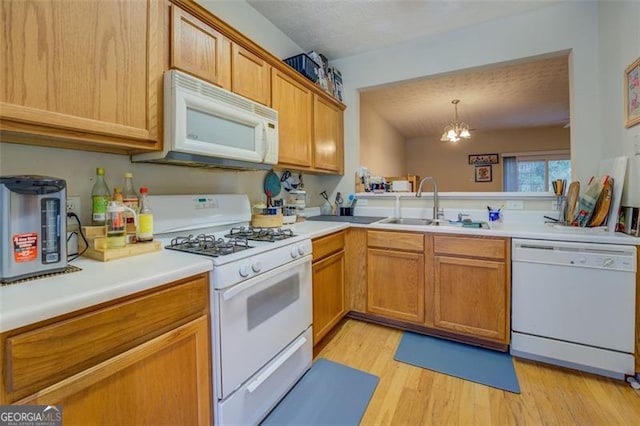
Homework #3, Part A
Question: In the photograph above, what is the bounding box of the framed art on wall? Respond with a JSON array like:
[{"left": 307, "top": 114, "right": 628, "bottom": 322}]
[
  {"left": 624, "top": 57, "right": 640, "bottom": 128},
  {"left": 475, "top": 165, "right": 492, "bottom": 182},
  {"left": 468, "top": 153, "right": 499, "bottom": 165}
]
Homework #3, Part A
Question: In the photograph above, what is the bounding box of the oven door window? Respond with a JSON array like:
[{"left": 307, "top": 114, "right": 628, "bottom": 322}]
[
  {"left": 247, "top": 275, "right": 299, "bottom": 330},
  {"left": 215, "top": 258, "right": 312, "bottom": 399}
]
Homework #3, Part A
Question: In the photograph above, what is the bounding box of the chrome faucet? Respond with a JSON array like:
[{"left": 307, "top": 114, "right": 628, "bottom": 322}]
[{"left": 416, "top": 176, "right": 440, "bottom": 221}]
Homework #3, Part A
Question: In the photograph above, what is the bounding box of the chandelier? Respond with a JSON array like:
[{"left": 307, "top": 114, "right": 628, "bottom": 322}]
[{"left": 440, "top": 99, "right": 471, "bottom": 142}]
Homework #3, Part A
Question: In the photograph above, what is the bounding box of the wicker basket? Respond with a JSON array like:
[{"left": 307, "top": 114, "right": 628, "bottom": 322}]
[{"left": 251, "top": 214, "right": 283, "bottom": 228}]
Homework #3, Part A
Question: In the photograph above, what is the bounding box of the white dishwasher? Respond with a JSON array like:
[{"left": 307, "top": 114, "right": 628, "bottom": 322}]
[{"left": 511, "top": 238, "right": 637, "bottom": 379}]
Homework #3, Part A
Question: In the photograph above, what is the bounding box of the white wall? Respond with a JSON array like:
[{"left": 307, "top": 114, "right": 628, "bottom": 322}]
[
  {"left": 359, "top": 101, "right": 406, "bottom": 176},
  {"left": 597, "top": 1, "right": 640, "bottom": 206},
  {"left": 406, "top": 127, "right": 570, "bottom": 192},
  {"left": 332, "top": 1, "right": 601, "bottom": 200}
]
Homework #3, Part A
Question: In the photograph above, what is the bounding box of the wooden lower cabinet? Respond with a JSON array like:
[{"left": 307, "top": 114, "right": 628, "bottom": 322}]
[
  {"left": 366, "top": 231, "right": 425, "bottom": 324},
  {"left": 350, "top": 230, "right": 511, "bottom": 349},
  {"left": 0, "top": 274, "right": 212, "bottom": 425},
  {"left": 345, "top": 228, "right": 367, "bottom": 313},
  {"left": 433, "top": 256, "right": 507, "bottom": 342},
  {"left": 367, "top": 249, "right": 425, "bottom": 323},
  {"left": 19, "top": 317, "right": 211, "bottom": 426},
  {"left": 432, "top": 235, "right": 510, "bottom": 344},
  {"left": 312, "top": 231, "right": 346, "bottom": 345}
]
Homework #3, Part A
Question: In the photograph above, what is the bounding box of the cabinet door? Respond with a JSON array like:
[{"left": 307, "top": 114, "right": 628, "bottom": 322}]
[
  {"left": 271, "top": 69, "right": 313, "bottom": 168},
  {"left": 367, "top": 249, "right": 425, "bottom": 324},
  {"left": 18, "top": 317, "right": 211, "bottom": 426},
  {"left": 313, "top": 94, "right": 343, "bottom": 173},
  {"left": 232, "top": 44, "right": 271, "bottom": 105},
  {"left": 0, "top": 0, "right": 164, "bottom": 152},
  {"left": 433, "top": 256, "right": 508, "bottom": 342},
  {"left": 312, "top": 251, "right": 346, "bottom": 345},
  {"left": 171, "top": 5, "right": 231, "bottom": 90}
]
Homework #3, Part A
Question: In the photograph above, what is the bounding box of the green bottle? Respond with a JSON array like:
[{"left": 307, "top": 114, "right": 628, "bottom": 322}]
[{"left": 91, "top": 167, "right": 111, "bottom": 226}]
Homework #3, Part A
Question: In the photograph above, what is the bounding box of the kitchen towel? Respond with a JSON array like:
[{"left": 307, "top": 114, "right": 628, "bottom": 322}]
[
  {"left": 261, "top": 358, "right": 379, "bottom": 425},
  {"left": 394, "top": 332, "right": 520, "bottom": 393}
]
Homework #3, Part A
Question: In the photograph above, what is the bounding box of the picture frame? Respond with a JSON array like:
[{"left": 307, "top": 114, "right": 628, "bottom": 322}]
[
  {"left": 475, "top": 165, "right": 492, "bottom": 182},
  {"left": 624, "top": 57, "right": 640, "bottom": 128},
  {"left": 468, "top": 153, "right": 499, "bottom": 165}
]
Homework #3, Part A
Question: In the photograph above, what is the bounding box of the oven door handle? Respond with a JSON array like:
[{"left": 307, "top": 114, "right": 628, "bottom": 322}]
[
  {"left": 222, "top": 255, "right": 311, "bottom": 301},
  {"left": 246, "top": 334, "right": 307, "bottom": 394}
]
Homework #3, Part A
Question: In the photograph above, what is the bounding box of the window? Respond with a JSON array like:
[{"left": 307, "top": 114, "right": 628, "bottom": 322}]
[{"left": 503, "top": 151, "right": 571, "bottom": 192}]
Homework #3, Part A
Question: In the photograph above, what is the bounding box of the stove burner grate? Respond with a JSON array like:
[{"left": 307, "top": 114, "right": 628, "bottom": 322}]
[
  {"left": 165, "top": 234, "right": 252, "bottom": 257},
  {"left": 225, "top": 226, "right": 295, "bottom": 242}
]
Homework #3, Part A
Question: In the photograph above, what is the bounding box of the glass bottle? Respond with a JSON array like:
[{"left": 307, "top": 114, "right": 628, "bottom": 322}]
[
  {"left": 106, "top": 188, "right": 126, "bottom": 248},
  {"left": 91, "top": 167, "right": 111, "bottom": 226},
  {"left": 137, "top": 187, "right": 154, "bottom": 242},
  {"left": 122, "top": 172, "right": 139, "bottom": 228}
]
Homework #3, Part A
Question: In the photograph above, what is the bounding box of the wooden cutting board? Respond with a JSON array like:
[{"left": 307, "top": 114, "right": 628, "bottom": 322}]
[
  {"left": 588, "top": 178, "right": 614, "bottom": 227},
  {"left": 565, "top": 181, "right": 580, "bottom": 223}
]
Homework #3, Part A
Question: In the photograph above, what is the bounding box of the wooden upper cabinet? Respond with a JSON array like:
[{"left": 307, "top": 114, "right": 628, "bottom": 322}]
[
  {"left": 232, "top": 44, "right": 271, "bottom": 105},
  {"left": 271, "top": 69, "right": 313, "bottom": 168},
  {"left": 0, "top": 0, "right": 164, "bottom": 153},
  {"left": 313, "top": 94, "right": 344, "bottom": 173},
  {"left": 170, "top": 5, "right": 231, "bottom": 90}
]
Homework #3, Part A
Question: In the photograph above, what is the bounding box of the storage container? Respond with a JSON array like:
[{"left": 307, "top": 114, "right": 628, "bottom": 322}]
[{"left": 284, "top": 53, "right": 320, "bottom": 83}]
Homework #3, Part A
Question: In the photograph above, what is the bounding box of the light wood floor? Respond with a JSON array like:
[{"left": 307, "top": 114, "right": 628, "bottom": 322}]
[{"left": 315, "top": 319, "right": 640, "bottom": 426}]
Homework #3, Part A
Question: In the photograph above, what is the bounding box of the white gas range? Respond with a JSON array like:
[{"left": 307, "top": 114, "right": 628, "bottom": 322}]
[{"left": 151, "top": 194, "right": 313, "bottom": 425}]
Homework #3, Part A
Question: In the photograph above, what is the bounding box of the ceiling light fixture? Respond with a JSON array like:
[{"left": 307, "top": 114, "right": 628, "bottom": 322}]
[{"left": 440, "top": 99, "right": 471, "bottom": 143}]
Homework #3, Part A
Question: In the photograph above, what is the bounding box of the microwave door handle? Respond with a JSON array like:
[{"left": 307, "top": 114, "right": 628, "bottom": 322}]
[{"left": 262, "top": 126, "right": 268, "bottom": 161}]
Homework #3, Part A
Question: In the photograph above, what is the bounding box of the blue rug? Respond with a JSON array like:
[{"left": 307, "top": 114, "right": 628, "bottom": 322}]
[
  {"left": 394, "top": 332, "right": 520, "bottom": 393},
  {"left": 261, "top": 358, "right": 379, "bottom": 425}
]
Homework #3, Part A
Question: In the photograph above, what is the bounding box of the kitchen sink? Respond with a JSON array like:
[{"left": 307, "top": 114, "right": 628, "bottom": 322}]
[
  {"left": 382, "top": 218, "right": 434, "bottom": 226},
  {"left": 381, "top": 218, "right": 489, "bottom": 229}
]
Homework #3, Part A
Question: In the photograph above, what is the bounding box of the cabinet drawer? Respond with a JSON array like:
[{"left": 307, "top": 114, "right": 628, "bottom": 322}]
[
  {"left": 3, "top": 274, "right": 208, "bottom": 400},
  {"left": 434, "top": 235, "right": 506, "bottom": 260},
  {"left": 312, "top": 231, "right": 345, "bottom": 262},
  {"left": 368, "top": 230, "right": 424, "bottom": 252}
]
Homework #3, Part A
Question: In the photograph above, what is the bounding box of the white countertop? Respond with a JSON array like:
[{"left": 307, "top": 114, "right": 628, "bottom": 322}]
[
  {"left": 0, "top": 250, "right": 213, "bottom": 333},
  {"left": 289, "top": 216, "right": 640, "bottom": 245},
  {"left": 2, "top": 217, "right": 637, "bottom": 334}
]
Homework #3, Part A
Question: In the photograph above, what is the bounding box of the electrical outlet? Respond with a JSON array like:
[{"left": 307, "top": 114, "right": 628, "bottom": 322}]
[
  {"left": 506, "top": 200, "right": 524, "bottom": 210},
  {"left": 66, "top": 196, "right": 81, "bottom": 218}
]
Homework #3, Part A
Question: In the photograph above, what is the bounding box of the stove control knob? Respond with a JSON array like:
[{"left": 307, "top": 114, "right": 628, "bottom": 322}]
[
  {"left": 252, "top": 261, "right": 262, "bottom": 273},
  {"left": 290, "top": 247, "right": 299, "bottom": 259},
  {"left": 297, "top": 245, "right": 305, "bottom": 256},
  {"left": 239, "top": 265, "right": 251, "bottom": 278}
]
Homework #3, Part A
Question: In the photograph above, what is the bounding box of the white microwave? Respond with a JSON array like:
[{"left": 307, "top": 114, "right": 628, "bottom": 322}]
[{"left": 133, "top": 70, "right": 278, "bottom": 170}]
